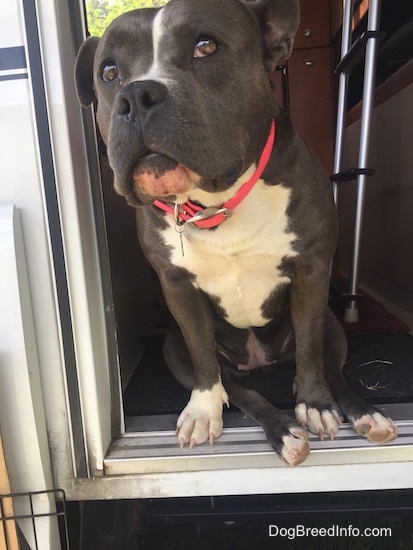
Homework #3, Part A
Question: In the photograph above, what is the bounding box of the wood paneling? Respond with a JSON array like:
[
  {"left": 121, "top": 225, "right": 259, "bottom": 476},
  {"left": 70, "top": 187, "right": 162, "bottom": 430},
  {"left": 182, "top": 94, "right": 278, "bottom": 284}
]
[
  {"left": 288, "top": 47, "right": 334, "bottom": 173},
  {"left": 294, "top": 0, "right": 331, "bottom": 49}
]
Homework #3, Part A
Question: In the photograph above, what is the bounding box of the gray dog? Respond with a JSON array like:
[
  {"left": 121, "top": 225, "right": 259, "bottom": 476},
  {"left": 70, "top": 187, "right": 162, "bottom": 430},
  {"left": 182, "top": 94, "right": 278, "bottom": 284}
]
[{"left": 75, "top": 0, "right": 397, "bottom": 465}]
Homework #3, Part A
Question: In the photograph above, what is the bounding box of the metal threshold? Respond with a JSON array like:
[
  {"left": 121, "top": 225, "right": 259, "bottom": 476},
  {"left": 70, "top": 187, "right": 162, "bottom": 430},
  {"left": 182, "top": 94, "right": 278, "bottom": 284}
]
[{"left": 104, "top": 403, "right": 413, "bottom": 475}]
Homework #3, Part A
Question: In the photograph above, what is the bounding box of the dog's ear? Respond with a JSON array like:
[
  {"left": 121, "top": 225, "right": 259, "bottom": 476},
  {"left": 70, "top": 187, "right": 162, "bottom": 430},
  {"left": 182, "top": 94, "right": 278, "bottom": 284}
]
[
  {"left": 74, "top": 36, "right": 100, "bottom": 107},
  {"left": 242, "top": 0, "right": 300, "bottom": 69}
]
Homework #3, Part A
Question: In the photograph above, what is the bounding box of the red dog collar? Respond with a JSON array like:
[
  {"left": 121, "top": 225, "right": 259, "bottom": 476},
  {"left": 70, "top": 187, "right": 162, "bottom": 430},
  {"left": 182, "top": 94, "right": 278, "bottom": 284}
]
[{"left": 153, "top": 119, "right": 275, "bottom": 229}]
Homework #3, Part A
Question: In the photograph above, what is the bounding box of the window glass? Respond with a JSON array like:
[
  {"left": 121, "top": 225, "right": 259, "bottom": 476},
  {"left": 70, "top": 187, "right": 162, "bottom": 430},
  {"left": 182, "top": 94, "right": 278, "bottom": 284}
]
[{"left": 85, "top": 0, "right": 169, "bottom": 37}]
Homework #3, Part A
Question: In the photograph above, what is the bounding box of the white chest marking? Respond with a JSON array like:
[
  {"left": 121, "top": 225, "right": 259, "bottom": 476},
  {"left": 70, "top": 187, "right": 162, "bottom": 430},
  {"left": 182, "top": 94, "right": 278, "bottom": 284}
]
[{"left": 161, "top": 180, "right": 297, "bottom": 329}]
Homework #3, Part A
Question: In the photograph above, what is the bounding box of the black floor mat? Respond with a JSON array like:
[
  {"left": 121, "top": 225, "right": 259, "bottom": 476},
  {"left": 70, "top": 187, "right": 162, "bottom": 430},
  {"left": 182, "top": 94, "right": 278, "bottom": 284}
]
[{"left": 123, "top": 333, "right": 413, "bottom": 416}]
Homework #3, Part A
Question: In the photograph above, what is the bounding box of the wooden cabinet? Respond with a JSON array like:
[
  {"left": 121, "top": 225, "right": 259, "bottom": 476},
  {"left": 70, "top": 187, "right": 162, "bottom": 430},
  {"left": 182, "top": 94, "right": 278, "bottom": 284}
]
[
  {"left": 294, "top": 0, "right": 331, "bottom": 49},
  {"left": 288, "top": 47, "right": 334, "bottom": 173},
  {"left": 277, "top": 0, "right": 334, "bottom": 173}
]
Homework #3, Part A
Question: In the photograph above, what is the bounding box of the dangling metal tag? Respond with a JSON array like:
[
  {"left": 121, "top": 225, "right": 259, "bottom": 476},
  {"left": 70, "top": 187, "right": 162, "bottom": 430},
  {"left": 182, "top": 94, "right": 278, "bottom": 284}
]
[
  {"left": 175, "top": 223, "right": 186, "bottom": 257},
  {"left": 174, "top": 203, "right": 186, "bottom": 257}
]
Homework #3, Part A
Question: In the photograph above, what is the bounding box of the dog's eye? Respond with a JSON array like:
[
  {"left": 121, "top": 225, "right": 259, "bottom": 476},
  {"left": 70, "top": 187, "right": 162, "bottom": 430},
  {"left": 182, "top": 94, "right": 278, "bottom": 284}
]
[
  {"left": 102, "top": 63, "right": 118, "bottom": 82},
  {"left": 194, "top": 36, "right": 218, "bottom": 58}
]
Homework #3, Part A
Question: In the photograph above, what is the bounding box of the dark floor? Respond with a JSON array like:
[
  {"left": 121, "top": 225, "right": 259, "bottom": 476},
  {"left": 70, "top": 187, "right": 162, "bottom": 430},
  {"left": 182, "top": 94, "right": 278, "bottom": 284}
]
[{"left": 124, "top": 332, "right": 413, "bottom": 417}]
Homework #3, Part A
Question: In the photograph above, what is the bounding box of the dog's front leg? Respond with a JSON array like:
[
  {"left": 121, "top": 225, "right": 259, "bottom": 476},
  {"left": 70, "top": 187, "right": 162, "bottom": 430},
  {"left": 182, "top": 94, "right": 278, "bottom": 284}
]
[
  {"left": 289, "top": 261, "right": 343, "bottom": 440},
  {"left": 159, "top": 266, "right": 229, "bottom": 448}
]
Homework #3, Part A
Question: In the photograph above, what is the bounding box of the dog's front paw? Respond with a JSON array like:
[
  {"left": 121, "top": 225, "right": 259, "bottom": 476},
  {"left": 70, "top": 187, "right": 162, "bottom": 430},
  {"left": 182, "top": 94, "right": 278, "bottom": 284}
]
[
  {"left": 295, "top": 402, "right": 343, "bottom": 440},
  {"left": 351, "top": 411, "right": 398, "bottom": 444},
  {"left": 176, "top": 382, "right": 229, "bottom": 448}
]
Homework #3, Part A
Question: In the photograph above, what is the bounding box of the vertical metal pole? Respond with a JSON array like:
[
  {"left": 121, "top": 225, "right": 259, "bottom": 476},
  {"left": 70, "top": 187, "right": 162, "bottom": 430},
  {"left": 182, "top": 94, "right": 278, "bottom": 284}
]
[
  {"left": 330, "top": 0, "right": 354, "bottom": 279},
  {"left": 332, "top": 0, "right": 354, "bottom": 204},
  {"left": 344, "top": 0, "right": 382, "bottom": 322}
]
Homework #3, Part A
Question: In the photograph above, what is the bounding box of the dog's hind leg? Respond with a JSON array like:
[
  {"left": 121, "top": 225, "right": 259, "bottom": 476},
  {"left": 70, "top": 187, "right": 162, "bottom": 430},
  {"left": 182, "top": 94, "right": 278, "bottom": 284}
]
[
  {"left": 222, "top": 370, "right": 310, "bottom": 466},
  {"left": 164, "top": 324, "right": 197, "bottom": 393},
  {"left": 323, "top": 308, "right": 398, "bottom": 444}
]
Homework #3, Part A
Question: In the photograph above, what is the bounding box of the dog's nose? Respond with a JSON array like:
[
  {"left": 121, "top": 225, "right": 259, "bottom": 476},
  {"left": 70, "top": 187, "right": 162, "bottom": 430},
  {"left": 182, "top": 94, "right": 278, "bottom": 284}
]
[{"left": 116, "top": 80, "right": 167, "bottom": 121}]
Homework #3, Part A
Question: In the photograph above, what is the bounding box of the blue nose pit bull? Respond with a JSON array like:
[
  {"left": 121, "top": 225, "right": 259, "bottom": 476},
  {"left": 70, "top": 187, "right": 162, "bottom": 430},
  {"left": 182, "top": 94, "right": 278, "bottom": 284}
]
[{"left": 75, "top": 0, "right": 397, "bottom": 465}]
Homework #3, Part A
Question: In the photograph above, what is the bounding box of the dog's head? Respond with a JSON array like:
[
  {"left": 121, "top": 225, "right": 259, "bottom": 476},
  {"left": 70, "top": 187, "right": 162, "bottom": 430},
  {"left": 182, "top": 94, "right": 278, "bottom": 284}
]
[{"left": 75, "top": 0, "right": 299, "bottom": 206}]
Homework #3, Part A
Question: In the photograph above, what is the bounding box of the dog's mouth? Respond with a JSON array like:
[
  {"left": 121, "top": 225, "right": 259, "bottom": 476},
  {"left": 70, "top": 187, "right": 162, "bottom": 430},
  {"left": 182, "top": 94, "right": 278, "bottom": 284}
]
[
  {"left": 132, "top": 151, "right": 179, "bottom": 179},
  {"left": 128, "top": 151, "right": 200, "bottom": 204}
]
